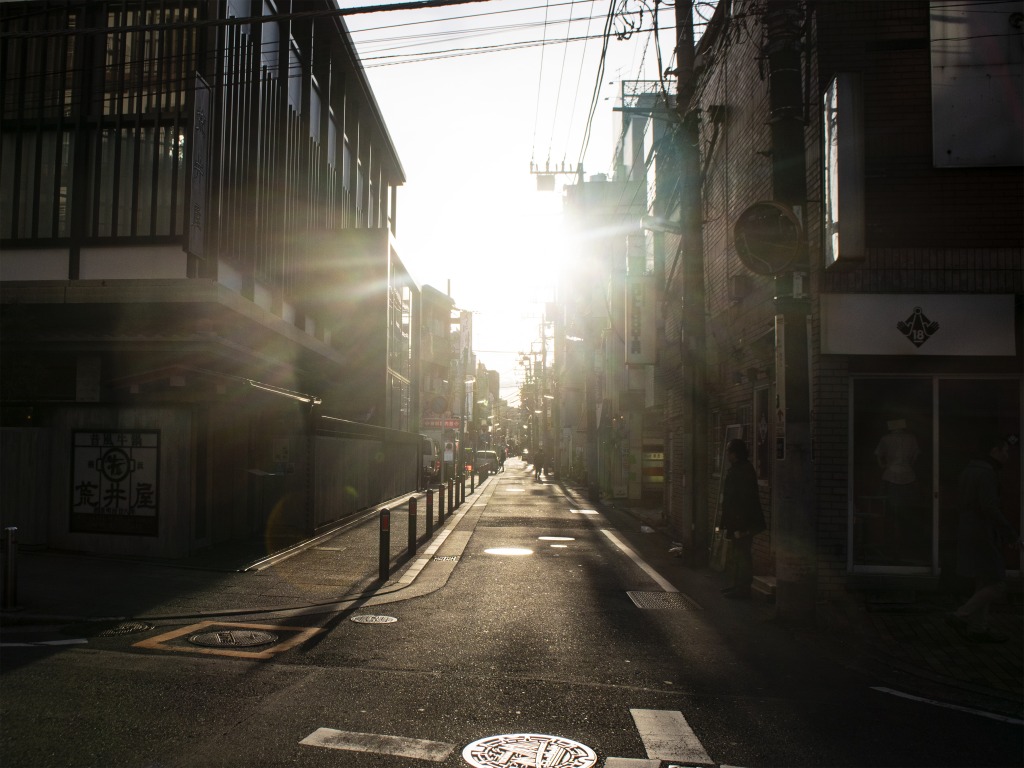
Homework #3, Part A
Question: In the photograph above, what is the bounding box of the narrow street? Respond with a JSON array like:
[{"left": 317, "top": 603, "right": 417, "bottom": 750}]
[{"left": 1, "top": 459, "right": 1021, "bottom": 767}]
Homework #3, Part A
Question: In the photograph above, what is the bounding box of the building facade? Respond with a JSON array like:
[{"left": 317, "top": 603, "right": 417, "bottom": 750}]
[
  {"left": 0, "top": 1, "right": 421, "bottom": 558},
  {"left": 558, "top": 0, "right": 1022, "bottom": 614},
  {"left": 675, "top": 0, "right": 1022, "bottom": 611}
]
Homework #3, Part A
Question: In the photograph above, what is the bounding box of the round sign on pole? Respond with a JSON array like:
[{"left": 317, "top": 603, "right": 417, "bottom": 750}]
[{"left": 733, "top": 200, "right": 804, "bottom": 275}]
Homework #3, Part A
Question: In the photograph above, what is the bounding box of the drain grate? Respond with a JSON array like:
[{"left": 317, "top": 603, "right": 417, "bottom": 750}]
[
  {"left": 626, "top": 591, "right": 701, "bottom": 610},
  {"left": 96, "top": 620, "right": 153, "bottom": 637}
]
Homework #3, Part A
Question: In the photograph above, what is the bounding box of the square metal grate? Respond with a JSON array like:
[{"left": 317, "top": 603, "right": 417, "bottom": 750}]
[{"left": 626, "top": 591, "right": 701, "bottom": 610}]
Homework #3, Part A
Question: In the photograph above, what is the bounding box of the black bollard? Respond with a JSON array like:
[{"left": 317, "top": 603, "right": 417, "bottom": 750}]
[
  {"left": 378, "top": 508, "right": 390, "bottom": 581},
  {"left": 426, "top": 489, "right": 434, "bottom": 537},
  {"left": 2, "top": 527, "right": 16, "bottom": 610},
  {"left": 448, "top": 477, "right": 454, "bottom": 515},
  {"left": 438, "top": 483, "right": 445, "bottom": 523},
  {"left": 408, "top": 496, "right": 418, "bottom": 554}
]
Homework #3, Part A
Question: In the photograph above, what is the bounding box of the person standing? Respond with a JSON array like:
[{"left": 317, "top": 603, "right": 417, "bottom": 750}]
[
  {"left": 946, "top": 435, "right": 1019, "bottom": 643},
  {"left": 720, "top": 438, "right": 766, "bottom": 599}
]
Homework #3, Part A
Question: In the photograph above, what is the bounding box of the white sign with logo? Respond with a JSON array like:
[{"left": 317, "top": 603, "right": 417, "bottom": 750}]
[{"left": 820, "top": 294, "right": 1016, "bottom": 356}]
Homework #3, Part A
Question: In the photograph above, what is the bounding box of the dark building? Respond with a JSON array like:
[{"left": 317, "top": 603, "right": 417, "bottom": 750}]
[
  {"left": 0, "top": 1, "right": 420, "bottom": 558},
  {"left": 558, "top": 0, "right": 1022, "bottom": 616}
]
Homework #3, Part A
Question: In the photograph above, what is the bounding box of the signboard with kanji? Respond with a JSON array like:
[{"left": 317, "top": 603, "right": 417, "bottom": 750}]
[{"left": 70, "top": 430, "right": 160, "bottom": 536}]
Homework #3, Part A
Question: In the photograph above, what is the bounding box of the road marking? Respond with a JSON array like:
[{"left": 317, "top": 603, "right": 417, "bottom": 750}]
[
  {"left": 604, "top": 759, "right": 660, "bottom": 767},
  {"left": 630, "top": 708, "right": 713, "bottom": 764},
  {"left": 871, "top": 687, "right": 1024, "bottom": 725},
  {"left": 601, "top": 530, "right": 678, "bottom": 593},
  {"left": 300, "top": 727, "right": 454, "bottom": 761},
  {"left": 133, "top": 620, "right": 322, "bottom": 660},
  {"left": 0, "top": 638, "right": 89, "bottom": 648},
  {"left": 571, "top": 508, "right": 599, "bottom": 515}
]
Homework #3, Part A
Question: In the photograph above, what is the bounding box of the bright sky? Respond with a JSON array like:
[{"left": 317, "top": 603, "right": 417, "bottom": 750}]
[{"left": 345, "top": 0, "right": 694, "bottom": 401}]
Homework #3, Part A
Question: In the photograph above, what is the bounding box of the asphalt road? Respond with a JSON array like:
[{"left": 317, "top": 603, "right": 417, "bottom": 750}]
[{"left": 1, "top": 462, "right": 1021, "bottom": 767}]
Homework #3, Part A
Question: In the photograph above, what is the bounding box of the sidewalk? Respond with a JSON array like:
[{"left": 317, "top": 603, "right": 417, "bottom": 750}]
[{"left": 0, "top": 482, "right": 481, "bottom": 625}]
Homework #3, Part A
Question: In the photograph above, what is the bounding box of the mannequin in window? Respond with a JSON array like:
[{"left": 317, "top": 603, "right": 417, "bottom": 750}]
[{"left": 875, "top": 418, "right": 921, "bottom": 561}]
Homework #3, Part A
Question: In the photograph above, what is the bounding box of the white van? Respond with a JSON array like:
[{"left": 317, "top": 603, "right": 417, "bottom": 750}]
[{"left": 420, "top": 435, "right": 441, "bottom": 484}]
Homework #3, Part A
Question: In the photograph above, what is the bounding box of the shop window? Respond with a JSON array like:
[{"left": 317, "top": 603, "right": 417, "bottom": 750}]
[{"left": 851, "top": 379, "right": 933, "bottom": 569}]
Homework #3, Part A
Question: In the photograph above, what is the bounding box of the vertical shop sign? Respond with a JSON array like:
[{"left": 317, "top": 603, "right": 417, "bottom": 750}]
[
  {"left": 188, "top": 74, "right": 210, "bottom": 259},
  {"left": 71, "top": 430, "right": 160, "bottom": 535}
]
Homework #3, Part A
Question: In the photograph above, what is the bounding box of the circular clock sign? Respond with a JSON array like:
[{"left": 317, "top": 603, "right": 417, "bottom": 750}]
[{"left": 733, "top": 200, "right": 804, "bottom": 275}]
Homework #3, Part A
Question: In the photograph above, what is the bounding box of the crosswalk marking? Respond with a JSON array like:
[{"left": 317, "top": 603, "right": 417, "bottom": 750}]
[
  {"left": 299, "top": 727, "right": 455, "bottom": 761},
  {"left": 300, "top": 708, "right": 725, "bottom": 766},
  {"left": 630, "top": 708, "right": 713, "bottom": 764}
]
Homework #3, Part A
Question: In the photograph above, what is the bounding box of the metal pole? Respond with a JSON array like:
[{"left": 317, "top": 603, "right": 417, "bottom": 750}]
[
  {"left": 426, "top": 489, "right": 434, "bottom": 537},
  {"left": 2, "top": 527, "right": 16, "bottom": 609},
  {"left": 378, "top": 509, "right": 390, "bottom": 581},
  {"left": 447, "top": 477, "right": 454, "bottom": 515},
  {"left": 408, "top": 497, "right": 418, "bottom": 554},
  {"left": 438, "top": 483, "right": 445, "bottom": 523}
]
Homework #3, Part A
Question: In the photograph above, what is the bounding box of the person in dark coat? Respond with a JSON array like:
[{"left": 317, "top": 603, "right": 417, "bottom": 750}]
[
  {"left": 720, "top": 438, "right": 766, "bottom": 599},
  {"left": 946, "top": 435, "right": 1019, "bottom": 643}
]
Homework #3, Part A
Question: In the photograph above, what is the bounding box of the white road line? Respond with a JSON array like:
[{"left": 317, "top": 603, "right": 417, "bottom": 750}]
[
  {"left": 0, "top": 638, "right": 89, "bottom": 648},
  {"left": 299, "top": 727, "right": 455, "bottom": 761},
  {"left": 601, "top": 530, "right": 678, "bottom": 593},
  {"left": 604, "top": 758, "right": 660, "bottom": 767},
  {"left": 871, "top": 687, "right": 1024, "bottom": 725},
  {"left": 630, "top": 708, "right": 713, "bottom": 764}
]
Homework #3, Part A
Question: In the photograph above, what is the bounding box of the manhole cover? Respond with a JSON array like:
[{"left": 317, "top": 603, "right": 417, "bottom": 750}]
[
  {"left": 626, "top": 591, "right": 701, "bottom": 610},
  {"left": 350, "top": 615, "right": 398, "bottom": 624},
  {"left": 188, "top": 629, "right": 278, "bottom": 648},
  {"left": 463, "top": 733, "right": 597, "bottom": 768},
  {"left": 96, "top": 620, "right": 153, "bottom": 637}
]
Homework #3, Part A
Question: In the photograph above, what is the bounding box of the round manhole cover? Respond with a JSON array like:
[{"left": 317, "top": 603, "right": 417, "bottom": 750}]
[
  {"left": 188, "top": 629, "right": 277, "bottom": 648},
  {"left": 349, "top": 614, "right": 398, "bottom": 624},
  {"left": 462, "top": 734, "right": 597, "bottom": 768}
]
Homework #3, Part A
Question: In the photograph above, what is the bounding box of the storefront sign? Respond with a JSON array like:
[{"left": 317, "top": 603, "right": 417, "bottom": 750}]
[
  {"left": 423, "top": 417, "right": 460, "bottom": 430},
  {"left": 821, "top": 294, "right": 1016, "bottom": 355},
  {"left": 70, "top": 430, "right": 159, "bottom": 536}
]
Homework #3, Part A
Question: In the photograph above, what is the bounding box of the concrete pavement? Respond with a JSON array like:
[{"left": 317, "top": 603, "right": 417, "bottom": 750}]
[{"left": 2, "top": 458, "right": 1020, "bottom": 722}]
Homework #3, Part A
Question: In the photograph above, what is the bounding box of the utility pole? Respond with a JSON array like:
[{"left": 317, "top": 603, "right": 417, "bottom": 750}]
[
  {"left": 766, "top": 0, "right": 815, "bottom": 621},
  {"left": 674, "top": 0, "right": 709, "bottom": 566}
]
